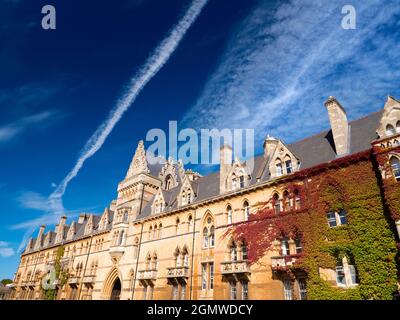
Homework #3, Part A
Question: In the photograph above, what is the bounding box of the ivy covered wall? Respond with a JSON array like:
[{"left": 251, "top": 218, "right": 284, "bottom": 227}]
[{"left": 230, "top": 150, "right": 399, "bottom": 300}]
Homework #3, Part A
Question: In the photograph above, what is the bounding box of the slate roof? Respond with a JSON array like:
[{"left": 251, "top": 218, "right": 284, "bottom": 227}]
[
  {"left": 25, "top": 110, "right": 383, "bottom": 250},
  {"left": 137, "top": 110, "right": 383, "bottom": 219}
]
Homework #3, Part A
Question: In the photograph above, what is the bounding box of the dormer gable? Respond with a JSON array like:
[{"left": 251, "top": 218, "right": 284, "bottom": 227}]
[
  {"left": 98, "top": 208, "right": 111, "bottom": 231},
  {"left": 225, "top": 157, "right": 251, "bottom": 192},
  {"left": 159, "top": 157, "right": 179, "bottom": 190},
  {"left": 178, "top": 175, "right": 197, "bottom": 206},
  {"left": 126, "top": 140, "right": 150, "bottom": 178},
  {"left": 152, "top": 189, "right": 166, "bottom": 214},
  {"left": 84, "top": 215, "right": 94, "bottom": 235},
  {"left": 66, "top": 222, "right": 76, "bottom": 240},
  {"left": 262, "top": 138, "right": 300, "bottom": 179},
  {"left": 43, "top": 232, "right": 52, "bottom": 247},
  {"left": 376, "top": 96, "right": 400, "bottom": 139}
]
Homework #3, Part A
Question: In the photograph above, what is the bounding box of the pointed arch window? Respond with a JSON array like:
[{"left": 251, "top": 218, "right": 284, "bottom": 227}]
[
  {"left": 273, "top": 193, "right": 281, "bottom": 214},
  {"left": 203, "top": 227, "right": 209, "bottom": 248},
  {"left": 230, "top": 242, "right": 237, "bottom": 262},
  {"left": 281, "top": 236, "right": 290, "bottom": 256},
  {"left": 165, "top": 174, "right": 173, "bottom": 190},
  {"left": 158, "top": 223, "right": 163, "bottom": 238},
  {"left": 227, "top": 205, "right": 233, "bottom": 224},
  {"left": 232, "top": 175, "right": 237, "bottom": 190},
  {"left": 175, "top": 218, "right": 180, "bottom": 235},
  {"left": 283, "top": 191, "right": 290, "bottom": 211},
  {"left": 244, "top": 201, "right": 250, "bottom": 221},
  {"left": 386, "top": 124, "right": 396, "bottom": 136},
  {"left": 209, "top": 226, "right": 215, "bottom": 248},
  {"left": 294, "top": 189, "right": 301, "bottom": 209},
  {"left": 276, "top": 162, "right": 283, "bottom": 177},
  {"left": 285, "top": 159, "right": 293, "bottom": 174}
]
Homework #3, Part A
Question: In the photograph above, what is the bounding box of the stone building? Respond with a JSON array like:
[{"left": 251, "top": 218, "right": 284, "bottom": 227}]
[{"left": 10, "top": 96, "right": 400, "bottom": 300}]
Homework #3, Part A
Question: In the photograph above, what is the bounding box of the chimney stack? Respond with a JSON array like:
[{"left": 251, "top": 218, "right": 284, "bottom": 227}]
[
  {"left": 263, "top": 135, "right": 279, "bottom": 160},
  {"left": 219, "top": 144, "right": 232, "bottom": 194},
  {"left": 55, "top": 216, "right": 67, "bottom": 243},
  {"left": 34, "top": 225, "right": 46, "bottom": 250},
  {"left": 324, "top": 96, "right": 349, "bottom": 156}
]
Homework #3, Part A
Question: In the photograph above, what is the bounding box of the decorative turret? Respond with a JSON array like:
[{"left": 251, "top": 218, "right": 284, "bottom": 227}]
[{"left": 126, "top": 140, "right": 150, "bottom": 178}]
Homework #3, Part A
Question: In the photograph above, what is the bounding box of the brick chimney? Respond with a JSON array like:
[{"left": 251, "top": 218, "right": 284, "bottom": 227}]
[
  {"left": 219, "top": 144, "right": 232, "bottom": 194},
  {"left": 324, "top": 96, "right": 349, "bottom": 156}
]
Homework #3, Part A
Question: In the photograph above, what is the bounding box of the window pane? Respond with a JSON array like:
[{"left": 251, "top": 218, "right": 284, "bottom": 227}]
[
  {"left": 276, "top": 164, "right": 283, "bottom": 176},
  {"left": 230, "top": 282, "right": 237, "bottom": 300},
  {"left": 281, "top": 238, "right": 290, "bottom": 256},
  {"left": 210, "top": 227, "right": 215, "bottom": 247},
  {"left": 348, "top": 265, "right": 358, "bottom": 285},
  {"left": 201, "top": 264, "right": 207, "bottom": 290},
  {"left": 327, "top": 212, "right": 337, "bottom": 227},
  {"left": 298, "top": 278, "right": 307, "bottom": 300},
  {"left": 336, "top": 266, "right": 346, "bottom": 285},
  {"left": 242, "top": 245, "right": 248, "bottom": 260},
  {"left": 203, "top": 228, "right": 208, "bottom": 248},
  {"left": 242, "top": 281, "right": 249, "bottom": 300},
  {"left": 239, "top": 176, "right": 245, "bottom": 188},
  {"left": 295, "top": 238, "right": 302, "bottom": 254},
  {"left": 391, "top": 157, "right": 400, "bottom": 180},
  {"left": 338, "top": 210, "right": 347, "bottom": 225},
  {"left": 210, "top": 263, "right": 214, "bottom": 290},
  {"left": 181, "top": 284, "right": 186, "bottom": 300},
  {"left": 285, "top": 160, "right": 292, "bottom": 174},
  {"left": 172, "top": 284, "right": 178, "bottom": 300},
  {"left": 283, "top": 279, "right": 292, "bottom": 300}
]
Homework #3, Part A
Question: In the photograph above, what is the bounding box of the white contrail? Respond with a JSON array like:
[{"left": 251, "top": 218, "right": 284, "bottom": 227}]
[
  {"left": 15, "top": 0, "right": 209, "bottom": 253},
  {"left": 48, "top": 0, "right": 209, "bottom": 207}
]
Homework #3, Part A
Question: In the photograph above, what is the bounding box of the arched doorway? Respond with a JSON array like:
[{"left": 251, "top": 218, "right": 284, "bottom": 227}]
[{"left": 110, "top": 278, "right": 121, "bottom": 300}]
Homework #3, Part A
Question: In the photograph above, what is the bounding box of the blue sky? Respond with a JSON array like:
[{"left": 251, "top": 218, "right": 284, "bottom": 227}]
[{"left": 0, "top": 0, "right": 399, "bottom": 279}]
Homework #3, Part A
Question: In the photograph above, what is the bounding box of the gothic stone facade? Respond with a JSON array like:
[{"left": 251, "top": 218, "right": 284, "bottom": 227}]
[{"left": 10, "top": 96, "right": 400, "bottom": 300}]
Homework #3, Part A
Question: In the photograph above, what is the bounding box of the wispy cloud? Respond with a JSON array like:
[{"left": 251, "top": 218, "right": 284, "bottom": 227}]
[
  {"left": 0, "top": 110, "right": 58, "bottom": 143},
  {"left": 182, "top": 0, "right": 400, "bottom": 154},
  {"left": 13, "top": 190, "right": 98, "bottom": 252},
  {"left": 46, "top": 0, "right": 209, "bottom": 214},
  {"left": 0, "top": 241, "right": 15, "bottom": 258}
]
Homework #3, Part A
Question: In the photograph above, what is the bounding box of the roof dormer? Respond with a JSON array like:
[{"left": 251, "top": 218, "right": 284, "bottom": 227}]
[
  {"left": 159, "top": 157, "right": 179, "bottom": 190},
  {"left": 152, "top": 189, "right": 166, "bottom": 214},
  {"left": 225, "top": 157, "right": 251, "bottom": 192},
  {"left": 179, "top": 175, "right": 197, "bottom": 206},
  {"left": 264, "top": 138, "right": 300, "bottom": 179},
  {"left": 376, "top": 96, "right": 400, "bottom": 139}
]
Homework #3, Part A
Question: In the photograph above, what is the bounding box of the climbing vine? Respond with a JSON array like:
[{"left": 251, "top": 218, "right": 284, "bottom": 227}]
[
  {"left": 228, "top": 150, "right": 399, "bottom": 300},
  {"left": 41, "top": 246, "right": 69, "bottom": 300}
]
